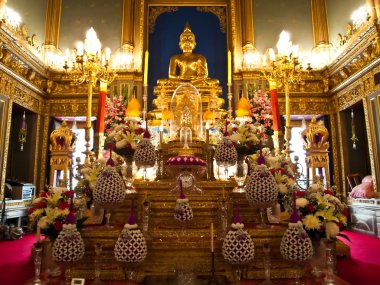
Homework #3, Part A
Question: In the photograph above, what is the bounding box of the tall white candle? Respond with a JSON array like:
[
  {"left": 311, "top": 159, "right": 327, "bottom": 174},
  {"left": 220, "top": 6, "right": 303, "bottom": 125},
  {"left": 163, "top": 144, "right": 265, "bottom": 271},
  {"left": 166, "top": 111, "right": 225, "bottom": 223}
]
[{"left": 211, "top": 223, "right": 214, "bottom": 252}]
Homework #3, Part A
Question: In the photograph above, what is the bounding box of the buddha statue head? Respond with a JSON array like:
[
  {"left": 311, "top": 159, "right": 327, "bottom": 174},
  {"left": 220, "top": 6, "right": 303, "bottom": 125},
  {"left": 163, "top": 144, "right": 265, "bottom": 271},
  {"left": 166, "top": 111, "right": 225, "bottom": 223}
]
[{"left": 179, "top": 22, "right": 196, "bottom": 53}]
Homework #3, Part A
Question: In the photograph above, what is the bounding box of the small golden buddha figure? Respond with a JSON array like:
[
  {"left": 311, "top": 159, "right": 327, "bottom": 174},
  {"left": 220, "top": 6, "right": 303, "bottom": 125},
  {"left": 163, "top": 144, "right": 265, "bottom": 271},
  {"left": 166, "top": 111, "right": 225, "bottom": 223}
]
[{"left": 169, "top": 22, "right": 208, "bottom": 81}]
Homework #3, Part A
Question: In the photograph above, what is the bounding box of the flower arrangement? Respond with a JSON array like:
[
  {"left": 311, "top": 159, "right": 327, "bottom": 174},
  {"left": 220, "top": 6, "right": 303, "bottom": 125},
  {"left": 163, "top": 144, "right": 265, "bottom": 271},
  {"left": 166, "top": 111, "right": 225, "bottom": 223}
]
[
  {"left": 296, "top": 184, "right": 349, "bottom": 240},
  {"left": 249, "top": 90, "right": 273, "bottom": 137},
  {"left": 105, "top": 120, "right": 145, "bottom": 156},
  {"left": 249, "top": 148, "right": 296, "bottom": 196},
  {"left": 28, "top": 187, "right": 88, "bottom": 238},
  {"left": 74, "top": 153, "right": 125, "bottom": 205},
  {"left": 222, "top": 121, "right": 262, "bottom": 155},
  {"left": 104, "top": 96, "right": 127, "bottom": 135}
]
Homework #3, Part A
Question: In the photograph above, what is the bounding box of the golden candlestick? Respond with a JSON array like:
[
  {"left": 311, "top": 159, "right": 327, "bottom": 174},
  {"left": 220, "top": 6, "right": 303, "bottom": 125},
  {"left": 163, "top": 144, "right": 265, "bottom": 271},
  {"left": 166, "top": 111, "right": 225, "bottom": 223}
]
[
  {"left": 63, "top": 27, "right": 116, "bottom": 163},
  {"left": 262, "top": 31, "right": 310, "bottom": 159}
]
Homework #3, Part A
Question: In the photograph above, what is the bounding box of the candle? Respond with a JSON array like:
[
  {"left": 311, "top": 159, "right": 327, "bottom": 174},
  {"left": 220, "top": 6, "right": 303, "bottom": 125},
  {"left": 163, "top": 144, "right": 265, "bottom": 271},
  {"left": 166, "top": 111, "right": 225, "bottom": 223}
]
[
  {"left": 205, "top": 122, "right": 210, "bottom": 146},
  {"left": 227, "top": 50, "right": 232, "bottom": 84},
  {"left": 105, "top": 47, "right": 111, "bottom": 61},
  {"left": 36, "top": 225, "right": 41, "bottom": 243},
  {"left": 143, "top": 50, "right": 149, "bottom": 85},
  {"left": 211, "top": 223, "right": 214, "bottom": 252},
  {"left": 159, "top": 125, "right": 163, "bottom": 145},
  {"left": 65, "top": 49, "right": 70, "bottom": 62},
  {"left": 76, "top": 41, "right": 84, "bottom": 56}
]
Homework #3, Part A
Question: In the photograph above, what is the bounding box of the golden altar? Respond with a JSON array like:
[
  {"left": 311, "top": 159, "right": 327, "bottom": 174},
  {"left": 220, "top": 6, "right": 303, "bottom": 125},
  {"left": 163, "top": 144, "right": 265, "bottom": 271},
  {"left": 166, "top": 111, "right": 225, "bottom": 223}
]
[
  {"left": 75, "top": 181, "right": 302, "bottom": 282},
  {"left": 68, "top": 20, "right": 349, "bottom": 284}
]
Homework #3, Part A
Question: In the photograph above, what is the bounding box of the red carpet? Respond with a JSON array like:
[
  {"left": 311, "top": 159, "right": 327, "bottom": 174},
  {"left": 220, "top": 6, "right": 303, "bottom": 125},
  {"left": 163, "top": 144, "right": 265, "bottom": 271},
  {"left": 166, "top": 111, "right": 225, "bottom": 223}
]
[
  {"left": 0, "top": 234, "right": 35, "bottom": 285},
  {"left": 1, "top": 231, "right": 380, "bottom": 285},
  {"left": 337, "top": 231, "right": 380, "bottom": 285}
]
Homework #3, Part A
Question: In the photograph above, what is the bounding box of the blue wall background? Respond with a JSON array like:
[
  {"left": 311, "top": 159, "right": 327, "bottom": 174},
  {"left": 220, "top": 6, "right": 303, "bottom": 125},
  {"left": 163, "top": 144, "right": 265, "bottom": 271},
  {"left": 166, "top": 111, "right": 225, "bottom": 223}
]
[{"left": 148, "top": 7, "right": 227, "bottom": 109}]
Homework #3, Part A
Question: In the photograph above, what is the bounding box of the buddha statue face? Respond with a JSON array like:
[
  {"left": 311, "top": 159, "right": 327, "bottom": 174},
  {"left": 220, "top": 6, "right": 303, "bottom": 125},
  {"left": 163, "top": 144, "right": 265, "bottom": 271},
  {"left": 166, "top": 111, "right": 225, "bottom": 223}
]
[{"left": 179, "top": 23, "right": 196, "bottom": 53}]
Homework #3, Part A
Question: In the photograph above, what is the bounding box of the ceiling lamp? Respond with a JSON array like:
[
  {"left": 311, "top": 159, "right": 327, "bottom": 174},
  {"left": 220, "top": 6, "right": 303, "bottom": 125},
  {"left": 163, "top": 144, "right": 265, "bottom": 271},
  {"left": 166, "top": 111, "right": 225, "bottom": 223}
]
[{"left": 242, "top": 43, "right": 261, "bottom": 70}]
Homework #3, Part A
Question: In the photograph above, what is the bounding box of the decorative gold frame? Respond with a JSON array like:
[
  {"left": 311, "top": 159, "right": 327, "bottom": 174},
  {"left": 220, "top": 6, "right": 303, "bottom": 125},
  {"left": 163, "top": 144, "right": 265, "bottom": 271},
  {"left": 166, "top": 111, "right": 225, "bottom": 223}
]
[{"left": 0, "top": 95, "right": 9, "bottom": 197}]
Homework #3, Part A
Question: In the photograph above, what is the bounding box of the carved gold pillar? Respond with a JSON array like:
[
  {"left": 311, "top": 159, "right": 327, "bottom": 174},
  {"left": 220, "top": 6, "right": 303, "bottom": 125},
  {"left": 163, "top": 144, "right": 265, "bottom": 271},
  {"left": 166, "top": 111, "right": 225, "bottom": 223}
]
[
  {"left": 122, "top": 0, "right": 135, "bottom": 47},
  {"left": 39, "top": 114, "right": 51, "bottom": 193},
  {"left": 311, "top": 0, "right": 329, "bottom": 46},
  {"left": 44, "top": 0, "right": 62, "bottom": 47},
  {"left": 374, "top": 0, "right": 380, "bottom": 22},
  {"left": 362, "top": 97, "right": 378, "bottom": 192},
  {"left": 366, "top": 0, "right": 378, "bottom": 23},
  {"left": 121, "top": 0, "right": 135, "bottom": 57},
  {"left": 241, "top": 0, "right": 254, "bottom": 47},
  {"left": 329, "top": 112, "right": 341, "bottom": 194},
  {"left": 0, "top": 98, "right": 12, "bottom": 197}
]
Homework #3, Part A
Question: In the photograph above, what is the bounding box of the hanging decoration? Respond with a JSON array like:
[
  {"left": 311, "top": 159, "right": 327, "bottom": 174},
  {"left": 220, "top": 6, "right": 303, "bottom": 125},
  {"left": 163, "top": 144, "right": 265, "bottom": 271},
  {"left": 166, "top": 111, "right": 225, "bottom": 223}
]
[
  {"left": 350, "top": 109, "right": 358, "bottom": 149},
  {"left": 19, "top": 111, "right": 27, "bottom": 151}
]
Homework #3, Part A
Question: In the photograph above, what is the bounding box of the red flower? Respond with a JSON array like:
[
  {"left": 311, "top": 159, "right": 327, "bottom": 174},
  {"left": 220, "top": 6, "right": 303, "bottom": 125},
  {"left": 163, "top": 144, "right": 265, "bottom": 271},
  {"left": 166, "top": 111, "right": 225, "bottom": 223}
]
[
  {"left": 36, "top": 201, "right": 47, "bottom": 209},
  {"left": 296, "top": 191, "right": 306, "bottom": 197},
  {"left": 64, "top": 190, "right": 74, "bottom": 198},
  {"left": 134, "top": 128, "right": 144, "bottom": 135},
  {"left": 53, "top": 220, "right": 63, "bottom": 231},
  {"left": 40, "top": 191, "right": 49, "bottom": 198},
  {"left": 279, "top": 168, "right": 286, "bottom": 174},
  {"left": 269, "top": 169, "right": 276, "bottom": 174},
  {"left": 28, "top": 207, "right": 35, "bottom": 215},
  {"left": 58, "top": 201, "right": 70, "bottom": 210},
  {"left": 324, "top": 189, "right": 333, "bottom": 195},
  {"left": 83, "top": 188, "right": 91, "bottom": 197},
  {"left": 306, "top": 204, "right": 315, "bottom": 213},
  {"left": 343, "top": 207, "right": 349, "bottom": 217}
]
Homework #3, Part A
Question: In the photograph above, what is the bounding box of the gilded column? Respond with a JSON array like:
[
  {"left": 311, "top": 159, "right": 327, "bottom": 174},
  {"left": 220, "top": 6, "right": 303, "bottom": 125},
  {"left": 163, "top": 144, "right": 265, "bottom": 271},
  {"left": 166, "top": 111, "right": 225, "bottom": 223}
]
[
  {"left": 336, "top": 112, "right": 346, "bottom": 197},
  {"left": 366, "top": 0, "right": 378, "bottom": 23},
  {"left": 362, "top": 97, "right": 378, "bottom": 192},
  {"left": 43, "top": 0, "right": 62, "bottom": 47},
  {"left": 39, "top": 106, "right": 51, "bottom": 193},
  {"left": 121, "top": 0, "right": 135, "bottom": 50},
  {"left": 0, "top": 99, "right": 13, "bottom": 197},
  {"left": 374, "top": 0, "right": 380, "bottom": 22},
  {"left": 310, "top": 0, "right": 329, "bottom": 46},
  {"left": 329, "top": 112, "right": 341, "bottom": 194},
  {"left": 241, "top": 0, "right": 254, "bottom": 47}
]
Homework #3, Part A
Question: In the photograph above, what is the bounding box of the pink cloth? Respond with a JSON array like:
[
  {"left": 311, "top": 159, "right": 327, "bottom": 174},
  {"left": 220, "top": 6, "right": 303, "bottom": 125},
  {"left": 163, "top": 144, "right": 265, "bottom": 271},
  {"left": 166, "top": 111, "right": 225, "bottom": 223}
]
[{"left": 349, "top": 178, "right": 374, "bottom": 199}]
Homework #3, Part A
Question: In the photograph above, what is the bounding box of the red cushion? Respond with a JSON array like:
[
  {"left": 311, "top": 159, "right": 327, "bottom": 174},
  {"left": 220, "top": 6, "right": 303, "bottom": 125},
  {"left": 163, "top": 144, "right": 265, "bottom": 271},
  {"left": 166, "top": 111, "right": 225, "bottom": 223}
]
[{"left": 349, "top": 182, "right": 374, "bottom": 198}]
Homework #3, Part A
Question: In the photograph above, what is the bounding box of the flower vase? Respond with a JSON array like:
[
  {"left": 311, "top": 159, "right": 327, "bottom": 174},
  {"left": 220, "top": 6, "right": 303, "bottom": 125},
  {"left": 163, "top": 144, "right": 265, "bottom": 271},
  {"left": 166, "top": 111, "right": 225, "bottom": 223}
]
[
  {"left": 310, "top": 238, "right": 326, "bottom": 278},
  {"left": 323, "top": 239, "right": 337, "bottom": 285},
  {"left": 42, "top": 236, "right": 61, "bottom": 277},
  {"left": 123, "top": 155, "right": 135, "bottom": 193},
  {"left": 234, "top": 154, "right": 248, "bottom": 193}
]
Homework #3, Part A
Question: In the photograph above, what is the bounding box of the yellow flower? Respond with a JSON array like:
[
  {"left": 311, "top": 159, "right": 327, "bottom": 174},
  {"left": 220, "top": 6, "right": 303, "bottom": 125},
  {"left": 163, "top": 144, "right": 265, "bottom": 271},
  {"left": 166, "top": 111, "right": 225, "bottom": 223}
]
[
  {"left": 337, "top": 213, "right": 347, "bottom": 225},
  {"left": 274, "top": 172, "right": 288, "bottom": 184},
  {"left": 302, "top": 214, "right": 321, "bottom": 230},
  {"left": 326, "top": 222, "right": 340, "bottom": 239},
  {"left": 315, "top": 207, "right": 339, "bottom": 223},
  {"left": 296, "top": 198, "right": 309, "bottom": 208}
]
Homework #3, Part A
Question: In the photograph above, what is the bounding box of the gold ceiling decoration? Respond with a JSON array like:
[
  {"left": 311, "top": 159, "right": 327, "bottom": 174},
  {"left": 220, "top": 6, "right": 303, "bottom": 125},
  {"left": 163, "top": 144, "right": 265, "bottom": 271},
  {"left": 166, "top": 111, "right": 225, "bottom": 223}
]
[
  {"left": 196, "top": 6, "right": 227, "bottom": 33},
  {"left": 149, "top": 7, "right": 179, "bottom": 34}
]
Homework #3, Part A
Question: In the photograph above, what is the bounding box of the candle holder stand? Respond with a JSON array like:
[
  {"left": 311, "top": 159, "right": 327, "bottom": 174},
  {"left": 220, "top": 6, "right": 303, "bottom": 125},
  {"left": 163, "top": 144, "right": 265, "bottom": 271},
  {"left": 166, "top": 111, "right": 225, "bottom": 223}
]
[{"left": 208, "top": 252, "right": 218, "bottom": 285}]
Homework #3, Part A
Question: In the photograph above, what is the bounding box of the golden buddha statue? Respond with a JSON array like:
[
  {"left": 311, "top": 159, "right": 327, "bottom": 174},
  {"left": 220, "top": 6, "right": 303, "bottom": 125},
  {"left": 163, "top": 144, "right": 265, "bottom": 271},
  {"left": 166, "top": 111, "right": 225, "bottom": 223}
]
[
  {"left": 169, "top": 22, "right": 208, "bottom": 81},
  {"left": 150, "top": 22, "right": 226, "bottom": 124}
]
